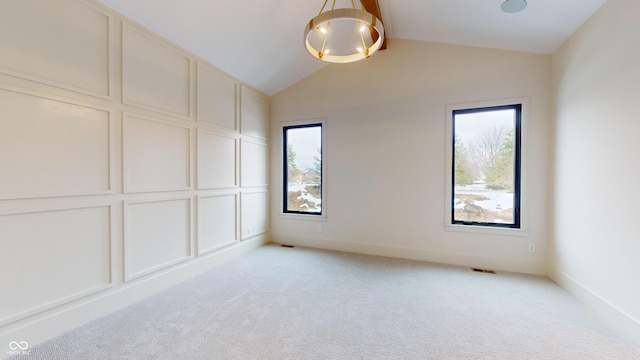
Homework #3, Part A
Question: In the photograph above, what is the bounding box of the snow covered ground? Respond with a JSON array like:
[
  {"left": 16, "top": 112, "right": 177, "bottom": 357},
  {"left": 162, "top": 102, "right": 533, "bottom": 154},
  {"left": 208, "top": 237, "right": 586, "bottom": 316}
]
[
  {"left": 287, "top": 183, "right": 321, "bottom": 212},
  {"left": 454, "top": 184, "right": 514, "bottom": 212}
]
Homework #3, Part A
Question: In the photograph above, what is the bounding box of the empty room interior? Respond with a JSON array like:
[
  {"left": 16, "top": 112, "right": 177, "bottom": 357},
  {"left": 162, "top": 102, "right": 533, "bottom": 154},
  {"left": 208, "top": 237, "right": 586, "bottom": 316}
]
[{"left": 1, "top": 0, "right": 639, "bottom": 358}]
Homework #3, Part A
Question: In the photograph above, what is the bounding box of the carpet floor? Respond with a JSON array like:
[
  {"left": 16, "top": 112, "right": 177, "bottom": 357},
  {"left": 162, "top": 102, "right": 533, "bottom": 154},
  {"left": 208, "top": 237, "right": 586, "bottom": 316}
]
[{"left": 9, "top": 244, "right": 640, "bottom": 359}]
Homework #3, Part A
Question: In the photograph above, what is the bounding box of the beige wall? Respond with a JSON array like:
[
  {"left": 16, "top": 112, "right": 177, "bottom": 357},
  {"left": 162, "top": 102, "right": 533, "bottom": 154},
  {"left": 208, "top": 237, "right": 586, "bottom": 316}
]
[
  {"left": 270, "top": 39, "right": 552, "bottom": 275},
  {"left": 0, "top": 0, "right": 269, "bottom": 350},
  {"left": 551, "top": 0, "right": 640, "bottom": 343}
]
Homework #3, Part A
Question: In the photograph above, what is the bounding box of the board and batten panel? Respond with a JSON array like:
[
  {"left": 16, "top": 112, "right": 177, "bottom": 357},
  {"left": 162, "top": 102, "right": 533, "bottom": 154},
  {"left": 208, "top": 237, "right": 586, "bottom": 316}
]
[
  {"left": 241, "top": 191, "right": 268, "bottom": 239},
  {"left": 197, "top": 62, "right": 236, "bottom": 130},
  {"left": 0, "top": 206, "right": 112, "bottom": 326},
  {"left": 0, "top": 0, "right": 109, "bottom": 96},
  {"left": 0, "top": 87, "right": 111, "bottom": 199},
  {"left": 123, "top": 114, "right": 191, "bottom": 193},
  {"left": 122, "top": 23, "right": 190, "bottom": 117},
  {"left": 240, "top": 86, "right": 269, "bottom": 139},
  {"left": 124, "top": 198, "right": 191, "bottom": 281},
  {"left": 240, "top": 139, "right": 268, "bottom": 188},
  {"left": 197, "top": 194, "right": 238, "bottom": 255},
  {"left": 197, "top": 130, "right": 237, "bottom": 189}
]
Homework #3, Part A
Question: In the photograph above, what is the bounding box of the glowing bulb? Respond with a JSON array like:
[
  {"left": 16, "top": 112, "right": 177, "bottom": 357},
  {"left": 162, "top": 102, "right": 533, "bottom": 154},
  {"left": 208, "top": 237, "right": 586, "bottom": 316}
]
[
  {"left": 324, "top": 49, "right": 331, "bottom": 55},
  {"left": 319, "top": 27, "right": 327, "bottom": 34},
  {"left": 357, "top": 47, "right": 364, "bottom": 53},
  {"left": 359, "top": 25, "right": 367, "bottom": 32}
]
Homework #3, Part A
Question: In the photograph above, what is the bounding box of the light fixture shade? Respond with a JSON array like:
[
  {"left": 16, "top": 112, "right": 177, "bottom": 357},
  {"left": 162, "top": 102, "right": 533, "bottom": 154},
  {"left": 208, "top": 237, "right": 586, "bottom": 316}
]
[{"left": 304, "top": 7, "right": 384, "bottom": 63}]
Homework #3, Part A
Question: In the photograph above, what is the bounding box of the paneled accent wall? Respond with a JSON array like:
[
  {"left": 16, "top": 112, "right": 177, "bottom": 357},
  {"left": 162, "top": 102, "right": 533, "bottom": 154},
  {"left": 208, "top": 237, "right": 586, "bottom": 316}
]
[
  {"left": 0, "top": 88, "right": 112, "bottom": 199},
  {"left": 122, "top": 23, "right": 191, "bottom": 118},
  {"left": 0, "top": 205, "right": 113, "bottom": 326},
  {"left": 124, "top": 197, "right": 192, "bottom": 281},
  {"left": 0, "top": 0, "right": 269, "bottom": 348},
  {"left": 123, "top": 113, "right": 192, "bottom": 193}
]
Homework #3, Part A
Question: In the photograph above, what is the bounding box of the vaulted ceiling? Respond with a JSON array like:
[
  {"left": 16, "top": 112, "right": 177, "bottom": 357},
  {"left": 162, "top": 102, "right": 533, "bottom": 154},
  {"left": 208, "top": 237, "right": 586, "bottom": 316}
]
[{"left": 97, "top": 0, "right": 607, "bottom": 96}]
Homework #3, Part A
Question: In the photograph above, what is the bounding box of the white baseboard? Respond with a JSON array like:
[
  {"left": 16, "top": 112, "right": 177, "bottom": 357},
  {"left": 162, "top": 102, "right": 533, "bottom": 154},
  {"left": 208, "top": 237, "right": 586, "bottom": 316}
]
[
  {"left": 0, "top": 236, "right": 267, "bottom": 359},
  {"left": 271, "top": 235, "right": 546, "bottom": 275},
  {"left": 549, "top": 267, "right": 640, "bottom": 346}
]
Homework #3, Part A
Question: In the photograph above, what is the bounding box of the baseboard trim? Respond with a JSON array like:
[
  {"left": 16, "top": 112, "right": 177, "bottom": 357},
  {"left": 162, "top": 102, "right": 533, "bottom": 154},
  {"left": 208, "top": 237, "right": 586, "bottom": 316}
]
[
  {"left": 270, "top": 235, "right": 546, "bottom": 275},
  {"left": 549, "top": 267, "right": 640, "bottom": 346},
  {"left": 0, "top": 236, "right": 267, "bottom": 358}
]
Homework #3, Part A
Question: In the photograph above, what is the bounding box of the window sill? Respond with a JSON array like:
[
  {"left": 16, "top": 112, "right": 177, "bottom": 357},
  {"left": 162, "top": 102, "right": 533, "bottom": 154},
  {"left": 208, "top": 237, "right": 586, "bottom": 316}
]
[
  {"left": 279, "top": 213, "right": 327, "bottom": 222},
  {"left": 444, "top": 223, "right": 529, "bottom": 237}
]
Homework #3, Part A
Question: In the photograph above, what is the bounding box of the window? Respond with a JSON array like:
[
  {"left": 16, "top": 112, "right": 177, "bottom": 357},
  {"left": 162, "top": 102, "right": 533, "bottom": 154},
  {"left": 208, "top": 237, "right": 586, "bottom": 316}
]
[
  {"left": 451, "top": 104, "right": 521, "bottom": 228},
  {"left": 283, "top": 123, "right": 323, "bottom": 215}
]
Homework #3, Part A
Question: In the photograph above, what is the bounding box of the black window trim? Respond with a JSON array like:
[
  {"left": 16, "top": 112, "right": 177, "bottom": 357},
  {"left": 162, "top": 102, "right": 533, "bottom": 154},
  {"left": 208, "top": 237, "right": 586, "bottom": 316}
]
[
  {"left": 451, "top": 103, "right": 522, "bottom": 229},
  {"left": 282, "top": 122, "right": 323, "bottom": 216}
]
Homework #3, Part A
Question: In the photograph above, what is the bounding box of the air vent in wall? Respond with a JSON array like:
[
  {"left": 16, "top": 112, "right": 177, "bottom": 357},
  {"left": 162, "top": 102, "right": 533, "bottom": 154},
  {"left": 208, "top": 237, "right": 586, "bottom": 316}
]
[{"left": 472, "top": 268, "right": 496, "bottom": 274}]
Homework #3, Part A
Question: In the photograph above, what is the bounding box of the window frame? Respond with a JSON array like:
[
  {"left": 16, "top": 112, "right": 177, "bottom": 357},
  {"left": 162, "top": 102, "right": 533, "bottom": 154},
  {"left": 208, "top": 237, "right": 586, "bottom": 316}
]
[
  {"left": 281, "top": 121, "right": 325, "bottom": 218},
  {"left": 445, "top": 98, "right": 529, "bottom": 236}
]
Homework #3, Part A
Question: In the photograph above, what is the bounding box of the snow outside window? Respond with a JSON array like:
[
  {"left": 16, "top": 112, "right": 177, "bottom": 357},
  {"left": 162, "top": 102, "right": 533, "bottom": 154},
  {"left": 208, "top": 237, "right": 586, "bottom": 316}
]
[
  {"left": 452, "top": 104, "right": 521, "bottom": 228},
  {"left": 283, "top": 123, "right": 323, "bottom": 215}
]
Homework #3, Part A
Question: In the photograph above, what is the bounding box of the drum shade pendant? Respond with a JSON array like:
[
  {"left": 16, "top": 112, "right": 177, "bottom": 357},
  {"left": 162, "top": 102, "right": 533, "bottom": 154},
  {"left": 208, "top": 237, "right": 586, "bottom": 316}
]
[{"left": 304, "top": 0, "right": 385, "bottom": 63}]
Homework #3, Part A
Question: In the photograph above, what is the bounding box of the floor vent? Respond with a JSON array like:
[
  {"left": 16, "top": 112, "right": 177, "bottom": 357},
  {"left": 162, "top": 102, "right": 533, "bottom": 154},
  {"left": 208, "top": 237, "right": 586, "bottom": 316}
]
[
  {"left": 472, "top": 268, "right": 496, "bottom": 274},
  {"left": 280, "top": 244, "right": 295, "bottom": 248}
]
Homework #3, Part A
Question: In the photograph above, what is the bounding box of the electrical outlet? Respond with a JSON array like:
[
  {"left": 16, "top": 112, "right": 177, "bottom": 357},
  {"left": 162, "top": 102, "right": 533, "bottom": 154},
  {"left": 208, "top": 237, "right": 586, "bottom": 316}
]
[
  {"left": 528, "top": 243, "right": 535, "bottom": 253},
  {"left": 317, "top": 224, "right": 323, "bottom": 233}
]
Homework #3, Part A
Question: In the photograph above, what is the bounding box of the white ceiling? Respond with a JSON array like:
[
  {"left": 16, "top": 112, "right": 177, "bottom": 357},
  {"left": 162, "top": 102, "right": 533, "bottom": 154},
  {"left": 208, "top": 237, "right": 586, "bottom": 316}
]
[{"left": 97, "top": 0, "right": 607, "bottom": 96}]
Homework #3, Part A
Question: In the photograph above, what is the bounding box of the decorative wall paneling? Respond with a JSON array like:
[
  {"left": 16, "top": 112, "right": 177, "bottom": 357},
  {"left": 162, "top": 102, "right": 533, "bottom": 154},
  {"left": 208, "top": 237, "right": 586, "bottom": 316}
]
[
  {"left": 0, "top": 204, "right": 113, "bottom": 326},
  {"left": 196, "top": 129, "right": 238, "bottom": 190},
  {"left": 240, "top": 85, "right": 269, "bottom": 140},
  {"left": 197, "top": 193, "right": 239, "bottom": 256},
  {"left": 124, "top": 197, "right": 192, "bottom": 281},
  {"left": 197, "top": 61, "right": 237, "bottom": 131},
  {"left": 240, "top": 138, "right": 269, "bottom": 188},
  {"left": 0, "top": 0, "right": 111, "bottom": 98},
  {"left": 122, "top": 22, "right": 191, "bottom": 119},
  {"left": 0, "top": 0, "right": 269, "bottom": 347},
  {"left": 123, "top": 113, "right": 192, "bottom": 193},
  {"left": 241, "top": 190, "right": 269, "bottom": 240},
  {"left": 0, "top": 86, "right": 113, "bottom": 200}
]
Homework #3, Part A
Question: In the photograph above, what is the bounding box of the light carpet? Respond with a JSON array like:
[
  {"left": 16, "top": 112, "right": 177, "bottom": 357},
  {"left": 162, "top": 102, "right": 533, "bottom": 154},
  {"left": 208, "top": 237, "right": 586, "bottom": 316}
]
[{"left": 9, "top": 244, "right": 640, "bottom": 359}]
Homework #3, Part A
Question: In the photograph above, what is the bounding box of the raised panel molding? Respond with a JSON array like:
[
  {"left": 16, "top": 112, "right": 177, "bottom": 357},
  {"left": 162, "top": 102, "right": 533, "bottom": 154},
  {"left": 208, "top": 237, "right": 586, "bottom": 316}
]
[
  {"left": 197, "top": 129, "right": 238, "bottom": 190},
  {"left": 240, "top": 138, "right": 268, "bottom": 188},
  {"left": 0, "top": 0, "right": 110, "bottom": 97},
  {"left": 0, "top": 205, "right": 113, "bottom": 326},
  {"left": 124, "top": 197, "right": 192, "bottom": 281},
  {"left": 240, "top": 85, "right": 269, "bottom": 140},
  {"left": 122, "top": 23, "right": 191, "bottom": 118},
  {"left": 241, "top": 190, "right": 269, "bottom": 240},
  {"left": 123, "top": 113, "right": 192, "bottom": 193},
  {"left": 197, "top": 194, "right": 238, "bottom": 255},
  {"left": 0, "top": 86, "right": 112, "bottom": 200},
  {"left": 0, "top": 1, "right": 270, "bottom": 344},
  {"left": 197, "top": 62, "right": 237, "bottom": 131}
]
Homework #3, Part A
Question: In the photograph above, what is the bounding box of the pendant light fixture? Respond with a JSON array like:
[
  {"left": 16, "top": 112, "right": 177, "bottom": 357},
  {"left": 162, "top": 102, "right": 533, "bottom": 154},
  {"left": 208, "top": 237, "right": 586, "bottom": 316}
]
[{"left": 304, "top": 0, "right": 385, "bottom": 63}]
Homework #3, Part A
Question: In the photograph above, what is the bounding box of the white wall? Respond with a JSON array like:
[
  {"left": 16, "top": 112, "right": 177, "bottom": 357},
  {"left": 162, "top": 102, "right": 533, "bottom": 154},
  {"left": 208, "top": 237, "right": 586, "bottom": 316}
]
[
  {"left": 0, "top": 0, "right": 269, "bottom": 352},
  {"left": 550, "top": 0, "right": 640, "bottom": 344},
  {"left": 270, "top": 39, "right": 552, "bottom": 275}
]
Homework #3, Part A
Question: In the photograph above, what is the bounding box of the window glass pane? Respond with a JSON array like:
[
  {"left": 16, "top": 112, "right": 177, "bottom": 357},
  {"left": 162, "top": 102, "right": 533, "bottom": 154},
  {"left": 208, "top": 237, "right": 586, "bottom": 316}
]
[
  {"left": 284, "top": 124, "right": 322, "bottom": 214},
  {"left": 453, "top": 105, "right": 520, "bottom": 227}
]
